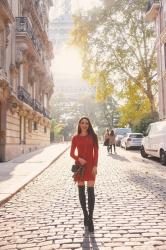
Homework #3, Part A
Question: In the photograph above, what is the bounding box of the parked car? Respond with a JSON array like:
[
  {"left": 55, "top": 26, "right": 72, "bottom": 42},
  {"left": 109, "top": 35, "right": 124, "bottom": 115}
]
[
  {"left": 114, "top": 127, "right": 132, "bottom": 146},
  {"left": 140, "top": 120, "right": 166, "bottom": 165},
  {"left": 121, "top": 133, "right": 143, "bottom": 150}
]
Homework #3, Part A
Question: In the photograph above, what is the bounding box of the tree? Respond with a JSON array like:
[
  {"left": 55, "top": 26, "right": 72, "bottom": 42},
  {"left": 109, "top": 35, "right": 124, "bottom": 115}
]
[
  {"left": 50, "top": 89, "right": 119, "bottom": 140},
  {"left": 50, "top": 119, "right": 66, "bottom": 142},
  {"left": 133, "top": 111, "right": 159, "bottom": 133},
  {"left": 71, "top": 0, "right": 157, "bottom": 117},
  {"left": 79, "top": 94, "right": 119, "bottom": 132},
  {"left": 118, "top": 79, "right": 152, "bottom": 128}
]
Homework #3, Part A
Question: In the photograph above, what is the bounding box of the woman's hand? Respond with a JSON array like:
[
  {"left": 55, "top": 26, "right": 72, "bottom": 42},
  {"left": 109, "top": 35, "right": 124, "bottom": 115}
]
[
  {"left": 78, "top": 157, "right": 87, "bottom": 165},
  {"left": 92, "top": 166, "right": 97, "bottom": 176}
]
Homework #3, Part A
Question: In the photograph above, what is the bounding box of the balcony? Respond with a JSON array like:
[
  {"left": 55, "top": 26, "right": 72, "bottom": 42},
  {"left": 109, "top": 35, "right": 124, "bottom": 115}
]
[
  {"left": 17, "top": 86, "right": 33, "bottom": 107},
  {"left": 145, "top": 0, "right": 160, "bottom": 22},
  {"left": 43, "top": 107, "right": 51, "bottom": 119},
  {"left": 33, "top": 99, "right": 44, "bottom": 114},
  {"left": 0, "top": 68, "right": 8, "bottom": 86},
  {"left": 17, "top": 86, "right": 51, "bottom": 119},
  {"left": 34, "top": 0, "right": 44, "bottom": 19},
  {"left": 16, "top": 17, "right": 44, "bottom": 64},
  {"left": 32, "top": 0, "right": 45, "bottom": 31},
  {"left": 33, "top": 0, "right": 53, "bottom": 34}
]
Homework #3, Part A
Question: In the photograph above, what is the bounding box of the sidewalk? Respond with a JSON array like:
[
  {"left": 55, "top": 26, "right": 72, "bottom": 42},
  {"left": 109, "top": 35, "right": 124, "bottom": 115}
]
[{"left": 0, "top": 143, "right": 70, "bottom": 206}]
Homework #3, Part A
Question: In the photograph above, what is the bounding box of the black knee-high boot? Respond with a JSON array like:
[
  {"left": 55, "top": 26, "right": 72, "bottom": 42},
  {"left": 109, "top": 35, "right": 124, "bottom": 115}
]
[
  {"left": 78, "top": 186, "right": 89, "bottom": 226},
  {"left": 87, "top": 186, "right": 95, "bottom": 232}
]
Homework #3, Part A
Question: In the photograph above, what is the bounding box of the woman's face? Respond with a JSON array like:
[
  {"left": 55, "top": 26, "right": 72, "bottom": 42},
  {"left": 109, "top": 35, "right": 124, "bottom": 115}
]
[{"left": 79, "top": 118, "right": 89, "bottom": 132}]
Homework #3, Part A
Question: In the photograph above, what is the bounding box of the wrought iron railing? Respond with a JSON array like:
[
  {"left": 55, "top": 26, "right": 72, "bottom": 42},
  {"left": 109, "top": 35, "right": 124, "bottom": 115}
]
[
  {"left": 0, "top": 68, "right": 7, "bottom": 82},
  {"left": 17, "top": 86, "right": 51, "bottom": 119},
  {"left": 34, "top": 0, "right": 44, "bottom": 23},
  {"left": 43, "top": 107, "right": 51, "bottom": 119},
  {"left": 33, "top": 99, "right": 44, "bottom": 114},
  {"left": 16, "top": 17, "right": 43, "bottom": 62},
  {"left": 146, "top": 0, "right": 160, "bottom": 12},
  {"left": 17, "top": 86, "right": 33, "bottom": 107},
  {"left": 16, "top": 17, "right": 32, "bottom": 37}
]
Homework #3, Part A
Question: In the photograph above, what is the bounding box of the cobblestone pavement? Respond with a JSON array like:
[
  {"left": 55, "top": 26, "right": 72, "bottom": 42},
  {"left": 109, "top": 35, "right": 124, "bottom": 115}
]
[{"left": 0, "top": 145, "right": 166, "bottom": 250}]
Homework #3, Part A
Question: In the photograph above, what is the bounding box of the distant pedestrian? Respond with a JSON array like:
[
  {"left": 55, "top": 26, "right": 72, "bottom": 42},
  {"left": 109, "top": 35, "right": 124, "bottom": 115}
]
[
  {"left": 109, "top": 129, "right": 116, "bottom": 154},
  {"left": 104, "top": 129, "right": 110, "bottom": 154},
  {"left": 70, "top": 117, "right": 98, "bottom": 233}
]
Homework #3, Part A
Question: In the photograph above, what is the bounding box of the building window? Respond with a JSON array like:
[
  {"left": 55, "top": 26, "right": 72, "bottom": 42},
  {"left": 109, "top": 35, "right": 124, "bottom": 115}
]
[
  {"left": 28, "top": 82, "right": 33, "bottom": 97},
  {"left": 34, "top": 121, "right": 38, "bottom": 130},
  {"left": 44, "top": 126, "right": 47, "bottom": 133},
  {"left": 0, "top": 30, "right": 5, "bottom": 68},
  {"left": 163, "top": 3, "right": 166, "bottom": 27},
  {"left": 0, "top": 102, "right": 1, "bottom": 130},
  {"left": 28, "top": 120, "right": 32, "bottom": 133},
  {"left": 164, "top": 43, "right": 166, "bottom": 69},
  {"left": 44, "top": 93, "right": 48, "bottom": 108},
  {"left": 20, "top": 116, "right": 26, "bottom": 144}
]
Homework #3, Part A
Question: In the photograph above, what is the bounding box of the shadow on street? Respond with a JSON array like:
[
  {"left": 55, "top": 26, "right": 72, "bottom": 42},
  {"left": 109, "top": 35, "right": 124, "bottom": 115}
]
[
  {"left": 82, "top": 228, "right": 100, "bottom": 250},
  {"left": 110, "top": 153, "right": 130, "bottom": 162}
]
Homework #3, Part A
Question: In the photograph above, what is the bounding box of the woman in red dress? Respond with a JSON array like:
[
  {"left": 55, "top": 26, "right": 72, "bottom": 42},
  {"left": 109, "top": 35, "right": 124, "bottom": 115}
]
[{"left": 70, "top": 117, "right": 98, "bottom": 232}]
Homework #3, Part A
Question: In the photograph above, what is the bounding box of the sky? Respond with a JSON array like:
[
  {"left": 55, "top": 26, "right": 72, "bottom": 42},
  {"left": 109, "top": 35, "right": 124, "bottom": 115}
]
[
  {"left": 49, "top": 0, "right": 101, "bottom": 19},
  {"left": 51, "top": 46, "right": 82, "bottom": 79},
  {"left": 72, "top": 0, "right": 101, "bottom": 12},
  {"left": 50, "top": 0, "right": 101, "bottom": 85}
]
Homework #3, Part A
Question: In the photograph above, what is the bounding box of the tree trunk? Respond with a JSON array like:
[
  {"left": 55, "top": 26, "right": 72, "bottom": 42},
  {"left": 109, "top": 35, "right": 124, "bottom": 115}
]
[{"left": 148, "top": 91, "right": 156, "bottom": 116}]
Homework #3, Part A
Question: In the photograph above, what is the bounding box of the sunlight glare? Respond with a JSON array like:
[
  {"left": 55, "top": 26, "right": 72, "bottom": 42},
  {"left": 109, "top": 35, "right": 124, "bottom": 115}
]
[
  {"left": 51, "top": 45, "right": 82, "bottom": 78},
  {"left": 72, "top": 0, "right": 101, "bottom": 12},
  {"left": 50, "top": 0, "right": 101, "bottom": 81}
]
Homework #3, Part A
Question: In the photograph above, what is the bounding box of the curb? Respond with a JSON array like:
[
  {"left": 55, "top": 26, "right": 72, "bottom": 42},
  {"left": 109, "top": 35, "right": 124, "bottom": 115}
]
[{"left": 0, "top": 146, "right": 70, "bottom": 207}]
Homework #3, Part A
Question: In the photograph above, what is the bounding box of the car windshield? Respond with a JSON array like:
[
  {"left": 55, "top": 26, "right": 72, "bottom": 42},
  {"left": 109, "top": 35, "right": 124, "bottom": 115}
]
[
  {"left": 129, "top": 134, "right": 143, "bottom": 138},
  {"left": 115, "top": 128, "right": 131, "bottom": 135}
]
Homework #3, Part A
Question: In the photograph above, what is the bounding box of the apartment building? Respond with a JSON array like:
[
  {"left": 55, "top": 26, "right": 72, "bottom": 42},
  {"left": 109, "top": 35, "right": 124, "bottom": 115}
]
[
  {"left": 146, "top": 0, "right": 166, "bottom": 120},
  {"left": 0, "top": 0, "right": 54, "bottom": 161}
]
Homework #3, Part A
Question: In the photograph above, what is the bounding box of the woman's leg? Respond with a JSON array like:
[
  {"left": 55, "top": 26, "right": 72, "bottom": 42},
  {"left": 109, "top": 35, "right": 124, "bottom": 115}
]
[
  {"left": 107, "top": 145, "right": 109, "bottom": 153},
  {"left": 78, "top": 181, "right": 89, "bottom": 226},
  {"left": 110, "top": 144, "right": 113, "bottom": 154},
  {"left": 114, "top": 144, "right": 116, "bottom": 153},
  {"left": 87, "top": 181, "right": 95, "bottom": 232}
]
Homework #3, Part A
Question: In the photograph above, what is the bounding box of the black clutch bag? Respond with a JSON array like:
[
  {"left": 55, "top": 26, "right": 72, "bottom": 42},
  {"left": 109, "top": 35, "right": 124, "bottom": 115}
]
[{"left": 71, "top": 164, "right": 81, "bottom": 173}]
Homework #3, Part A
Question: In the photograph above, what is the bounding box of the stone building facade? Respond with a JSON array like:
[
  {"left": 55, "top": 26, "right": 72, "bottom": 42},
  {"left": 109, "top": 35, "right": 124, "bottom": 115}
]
[
  {"left": 0, "top": 0, "right": 54, "bottom": 161},
  {"left": 146, "top": 0, "right": 166, "bottom": 120}
]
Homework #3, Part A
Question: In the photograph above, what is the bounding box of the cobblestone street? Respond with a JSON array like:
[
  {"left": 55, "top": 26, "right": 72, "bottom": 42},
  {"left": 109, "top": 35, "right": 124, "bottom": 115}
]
[{"left": 0, "top": 145, "right": 166, "bottom": 250}]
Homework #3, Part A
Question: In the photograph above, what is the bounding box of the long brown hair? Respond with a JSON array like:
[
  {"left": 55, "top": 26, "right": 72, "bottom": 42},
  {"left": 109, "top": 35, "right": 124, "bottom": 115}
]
[
  {"left": 110, "top": 130, "right": 115, "bottom": 136},
  {"left": 77, "top": 117, "right": 98, "bottom": 147}
]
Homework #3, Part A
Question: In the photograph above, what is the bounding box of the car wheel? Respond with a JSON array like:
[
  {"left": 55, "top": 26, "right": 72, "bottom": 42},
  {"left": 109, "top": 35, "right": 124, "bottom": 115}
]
[
  {"left": 160, "top": 150, "right": 166, "bottom": 166},
  {"left": 140, "top": 146, "right": 148, "bottom": 158}
]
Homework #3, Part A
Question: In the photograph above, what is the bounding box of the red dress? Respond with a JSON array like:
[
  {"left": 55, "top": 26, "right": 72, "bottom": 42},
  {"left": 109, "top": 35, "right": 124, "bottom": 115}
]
[{"left": 70, "top": 134, "right": 98, "bottom": 181}]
